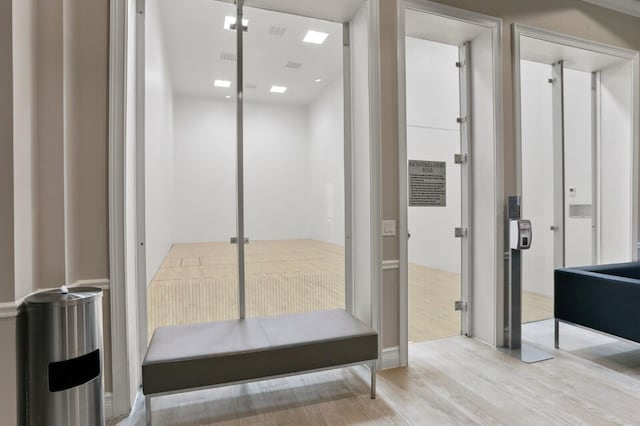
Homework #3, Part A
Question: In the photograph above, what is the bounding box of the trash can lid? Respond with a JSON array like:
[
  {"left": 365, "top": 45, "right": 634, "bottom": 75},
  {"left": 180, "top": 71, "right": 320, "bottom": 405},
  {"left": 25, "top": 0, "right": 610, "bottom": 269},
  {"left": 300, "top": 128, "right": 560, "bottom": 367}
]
[{"left": 24, "top": 287, "right": 102, "bottom": 307}]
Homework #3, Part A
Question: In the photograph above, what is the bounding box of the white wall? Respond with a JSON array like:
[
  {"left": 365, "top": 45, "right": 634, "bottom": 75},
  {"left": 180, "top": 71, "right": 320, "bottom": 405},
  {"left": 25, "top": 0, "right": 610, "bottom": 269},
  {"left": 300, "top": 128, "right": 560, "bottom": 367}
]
[
  {"left": 521, "top": 60, "right": 555, "bottom": 297},
  {"left": 307, "top": 78, "right": 345, "bottom": 246},
  {"left": 563, "top": 68, "right": 593, "bottom": 268},
  {"left": 172, "top": 97, "right": 311, "bottom": 242},
  {"left": 12, "top": 0, "right": 36, "bottom": 300},
  {"left": 405, "top": 36, "right": 461, "bottom": 273},
  {"left": 145, "top": 0, "right": 174, "bottom": 283},
  {"left": 599, "top": 59, "right": 633, "bottom": 264}
]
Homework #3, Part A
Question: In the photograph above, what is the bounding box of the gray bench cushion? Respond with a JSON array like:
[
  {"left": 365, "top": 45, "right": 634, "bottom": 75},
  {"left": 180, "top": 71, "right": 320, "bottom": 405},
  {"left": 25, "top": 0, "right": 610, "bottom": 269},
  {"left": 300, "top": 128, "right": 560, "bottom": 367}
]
[{"left": 142, "top": 309, "right": 378, "bottom": 395}]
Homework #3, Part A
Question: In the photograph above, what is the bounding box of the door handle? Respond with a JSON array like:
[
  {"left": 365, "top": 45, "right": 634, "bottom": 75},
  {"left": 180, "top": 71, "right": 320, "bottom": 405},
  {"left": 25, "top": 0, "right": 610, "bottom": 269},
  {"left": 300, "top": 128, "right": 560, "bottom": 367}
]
[
  {"left": 230, "top": 237, "right": 250, "bottom": 244},
  {"left": 550, "top": 226, "right": 559, "bottom": 231}
]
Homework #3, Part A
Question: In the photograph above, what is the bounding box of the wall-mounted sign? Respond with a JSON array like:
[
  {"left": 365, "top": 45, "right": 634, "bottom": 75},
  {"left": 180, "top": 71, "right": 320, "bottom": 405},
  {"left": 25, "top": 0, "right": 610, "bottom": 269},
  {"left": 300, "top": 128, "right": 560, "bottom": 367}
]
[{"left": 409, "top": 160, "right": 446, "bottom": 207}]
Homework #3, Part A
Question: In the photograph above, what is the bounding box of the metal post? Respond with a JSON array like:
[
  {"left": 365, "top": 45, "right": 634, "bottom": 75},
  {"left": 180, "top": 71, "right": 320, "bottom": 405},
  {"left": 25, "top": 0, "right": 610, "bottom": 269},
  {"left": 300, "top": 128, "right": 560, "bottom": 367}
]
[
  {"left": 503, "top": 196, "right": 553, "bottom": 363},
  {"left": 507, "top": 196, "right": 522, "bottom": 350},
  {"left": 370, "top": 361, "right": 377, "bottom": 399},
  {"left": 146, "top": 395, "right": 152, "bottom": 426},
  {"left": 235, "top": 0, "right": 246, "bottom": 320},
  {"left": 343, "top": 22, "right": 354, "bottom": 314},
  {"left": 551, "top": 61, "right": 566, "bottom": 269},
  {"left": 591, "top": 71, "right": 600, "bottom": 265},
  {"left": 555, "top": 319, "right": 560, "bottom": 349}
]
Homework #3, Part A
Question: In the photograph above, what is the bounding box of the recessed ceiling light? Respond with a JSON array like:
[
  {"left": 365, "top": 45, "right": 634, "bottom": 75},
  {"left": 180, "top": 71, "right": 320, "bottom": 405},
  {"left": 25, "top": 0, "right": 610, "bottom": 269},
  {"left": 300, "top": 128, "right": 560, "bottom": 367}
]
[
  {"left": 303, "top": 30, "right": 329, "bottom": 45},
  {"left": 314, "top": 78, "right": 322, "bottom": 83},
  {"left": 225, "top": 95, "right": 231, "bottom": 99},
  {"left": 214, "top": 80, "right": 231, "bottom": 88},
  {"left": 224, "top": 16, "right": 249, "bottom": 31},
  {"left": 270, "top": 86, "right": 287, "bottom": 94}
]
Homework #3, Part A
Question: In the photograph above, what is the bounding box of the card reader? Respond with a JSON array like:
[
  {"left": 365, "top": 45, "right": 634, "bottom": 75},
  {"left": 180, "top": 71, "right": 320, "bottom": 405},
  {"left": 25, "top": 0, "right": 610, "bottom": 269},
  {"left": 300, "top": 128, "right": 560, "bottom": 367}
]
[{"left": 510, "top": 219, "right": 532, "bottom": 250}]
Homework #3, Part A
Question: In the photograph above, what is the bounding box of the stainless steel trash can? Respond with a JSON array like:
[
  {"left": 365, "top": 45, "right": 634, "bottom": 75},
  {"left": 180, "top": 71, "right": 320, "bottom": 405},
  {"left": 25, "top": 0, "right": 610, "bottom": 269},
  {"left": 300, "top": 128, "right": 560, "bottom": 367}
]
[{"left": 24, "top": 287, "right": 104, "bottom": 426}]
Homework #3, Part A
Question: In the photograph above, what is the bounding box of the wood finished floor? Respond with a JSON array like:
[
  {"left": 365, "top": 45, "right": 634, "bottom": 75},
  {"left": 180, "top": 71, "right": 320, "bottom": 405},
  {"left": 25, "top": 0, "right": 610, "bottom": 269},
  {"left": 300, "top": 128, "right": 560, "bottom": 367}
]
[
  {"left": 147, "top": 240, "right": 554, "bottom": 342},
  {"left": 123, "top": 320, "right": 640, "bottom": 425},
  {"left": 522, "top": 290, "right": 554, "bottom": 324}
]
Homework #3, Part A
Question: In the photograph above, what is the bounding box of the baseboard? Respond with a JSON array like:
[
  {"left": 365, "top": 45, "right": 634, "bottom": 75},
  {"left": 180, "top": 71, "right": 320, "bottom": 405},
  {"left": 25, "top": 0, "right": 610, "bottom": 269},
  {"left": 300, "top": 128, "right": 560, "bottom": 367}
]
[
  {"left": 0, "top": 300, "right": 21, "bottom": 319},
  {"left": 0, "top": 279, "right": 110, "bottom": 319},
  {"left": 70, "top": 278, "right": 111, "bottom": 290},
  {"left": 105, "top": 392, "right": 113, "bottom": 419},
  {"left": 381, "top": 346, "right": 401, "bottom": 369},
  {"left": 382, "top": 259, "right": 400, "bottom": 270}
]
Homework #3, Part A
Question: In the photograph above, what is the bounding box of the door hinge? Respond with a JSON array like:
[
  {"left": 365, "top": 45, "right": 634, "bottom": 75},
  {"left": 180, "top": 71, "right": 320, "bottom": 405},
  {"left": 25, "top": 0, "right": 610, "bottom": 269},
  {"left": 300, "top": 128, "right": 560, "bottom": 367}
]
[
  {"left": 454, "top": 227, "right": 467, "bottom": 238},
  {"left": 230, "top": 237, "right": 250, "bottom": 244},
  {"left": 136, "top": 0, "right": 145, "bottom": 14},
  {"left": 456, "top": 117, "right": 467, "bottom": 124},
  {"left": 454, "top": 153, "right": 468, "bottom": 164},
  {"left": 230, "top": 23, "right": 249, "bottom": 32},
  {"left": 456, "top": 61, "right": 466, "bottom": 68},
  {"left": 455, "top": 300, "right": 468, "bottom": 311}
]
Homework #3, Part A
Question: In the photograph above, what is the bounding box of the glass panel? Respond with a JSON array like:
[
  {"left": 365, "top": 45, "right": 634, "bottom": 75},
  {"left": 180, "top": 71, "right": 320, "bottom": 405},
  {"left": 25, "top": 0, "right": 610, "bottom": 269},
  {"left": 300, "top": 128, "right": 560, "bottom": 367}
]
[
  {"left": 242, "top": 6, "right": 346, "bottom": 317},
  {"left": 405, "top": 35, "right": 462, "bottom": 342},
  {"left": 146, "top": 0, "right": 238, "bottom": 338},
  {"left": 520, "top": 59, "right": 555, "bottom": 323}
]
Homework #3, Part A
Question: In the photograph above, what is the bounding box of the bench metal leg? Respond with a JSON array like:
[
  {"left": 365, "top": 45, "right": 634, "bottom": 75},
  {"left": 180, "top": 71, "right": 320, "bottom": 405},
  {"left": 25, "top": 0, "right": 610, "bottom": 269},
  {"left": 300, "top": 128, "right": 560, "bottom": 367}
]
[
  {"left": 370, "top": 360, "right": 377, "bottom": 399},
  {"left": 146, "top": 395, "right": 152, "bottom": 426},
  {"left": 554, "top": 319, "right": 559, "bottom": 349}
]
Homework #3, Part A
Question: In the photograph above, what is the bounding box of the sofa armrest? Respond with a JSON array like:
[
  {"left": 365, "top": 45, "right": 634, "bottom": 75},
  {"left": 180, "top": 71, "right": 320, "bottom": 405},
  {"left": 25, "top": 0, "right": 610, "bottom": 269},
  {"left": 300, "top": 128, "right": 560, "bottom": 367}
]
[{"left": 555, "top": 268, "right": 640, "bottom": 343}]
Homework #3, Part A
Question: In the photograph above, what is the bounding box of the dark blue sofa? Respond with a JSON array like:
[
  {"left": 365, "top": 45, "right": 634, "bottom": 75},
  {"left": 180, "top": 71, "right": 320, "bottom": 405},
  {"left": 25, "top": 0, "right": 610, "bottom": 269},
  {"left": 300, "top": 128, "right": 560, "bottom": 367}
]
[{"left": 554, "top": 262, "right": 640, "bottom": 348}]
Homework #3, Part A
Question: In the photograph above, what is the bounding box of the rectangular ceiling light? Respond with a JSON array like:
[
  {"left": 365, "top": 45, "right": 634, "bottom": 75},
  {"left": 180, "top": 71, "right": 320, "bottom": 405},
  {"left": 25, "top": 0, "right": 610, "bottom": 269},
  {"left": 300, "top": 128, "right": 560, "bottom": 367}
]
[
  {"left": 303, "top": 30, "right": 329, "bottom": 44},
  {"left": 223, "top": 16, "right": 249, "bottom": 31},
  {"left": 270, "top": 86, "right": 287, "bottom": 94},
  {"left": 214, "top": 79, "right": 231, "bottom": 88}
]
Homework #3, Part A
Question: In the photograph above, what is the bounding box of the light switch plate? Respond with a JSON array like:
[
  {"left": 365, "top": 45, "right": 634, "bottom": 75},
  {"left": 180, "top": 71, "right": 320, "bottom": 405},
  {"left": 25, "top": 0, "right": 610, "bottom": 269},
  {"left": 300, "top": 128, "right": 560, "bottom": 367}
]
[{"left": 383, "top": 220, "right": 396, "bottom": 236}]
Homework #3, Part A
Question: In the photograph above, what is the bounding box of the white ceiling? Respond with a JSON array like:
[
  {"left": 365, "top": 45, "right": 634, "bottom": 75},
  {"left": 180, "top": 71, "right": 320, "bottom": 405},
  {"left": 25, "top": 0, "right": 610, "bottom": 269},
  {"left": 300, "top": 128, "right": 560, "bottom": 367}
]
[
  {"left": 405, "top": 8, "right": 487, "bottom": 46},
  {"left": 244, "top": 0, "right": 364, "bottom": 23},
  {"left": 520, "top": 36, "right": 626, "bottom": 72},
  {"left": 579, "top": 0, "right": 640, "bottom": 18},
  {"left": 158, "top": 0, "right": 344, "bottom": 104}
]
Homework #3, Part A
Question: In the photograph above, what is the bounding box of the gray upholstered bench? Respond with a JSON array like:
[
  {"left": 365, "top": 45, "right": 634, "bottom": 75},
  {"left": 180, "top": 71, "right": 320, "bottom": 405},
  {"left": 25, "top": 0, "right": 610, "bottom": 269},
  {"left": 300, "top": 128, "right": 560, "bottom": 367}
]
[{"left": 142, "top": 309, "right": 378, "bottom": 425}]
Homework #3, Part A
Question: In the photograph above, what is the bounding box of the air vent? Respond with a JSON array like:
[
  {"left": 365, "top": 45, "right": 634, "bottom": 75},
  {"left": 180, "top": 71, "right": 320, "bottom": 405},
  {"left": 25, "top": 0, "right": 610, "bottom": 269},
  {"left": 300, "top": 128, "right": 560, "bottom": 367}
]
[
  {"left": 220, "top": 52, "right": 237, "bottom": 61},
  {"left": 245, "top": 84, "right": 257, "bottom": 89},
  {"left": 285, "top": 61, "right": 303, "bottom": 70},
  {"left": 269, "top": 26, "right": 287, "bottom": 37}
]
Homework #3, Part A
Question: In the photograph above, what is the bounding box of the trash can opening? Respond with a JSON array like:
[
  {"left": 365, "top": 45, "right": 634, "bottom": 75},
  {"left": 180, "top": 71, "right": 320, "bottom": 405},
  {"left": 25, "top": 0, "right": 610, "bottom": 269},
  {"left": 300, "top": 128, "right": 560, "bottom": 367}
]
[{"left": 48, "top": 349, "right": 101, "bottom": 392}]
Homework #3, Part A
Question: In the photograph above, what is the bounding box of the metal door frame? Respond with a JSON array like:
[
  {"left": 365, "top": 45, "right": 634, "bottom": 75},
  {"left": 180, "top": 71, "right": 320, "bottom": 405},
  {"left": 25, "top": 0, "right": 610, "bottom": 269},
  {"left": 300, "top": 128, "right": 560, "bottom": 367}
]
[
  {"left": 458, "top": 41, "right": 473, "bottom": 337},
  {"left": 551, "top": 60, "right": 566, "bottom": 269}
]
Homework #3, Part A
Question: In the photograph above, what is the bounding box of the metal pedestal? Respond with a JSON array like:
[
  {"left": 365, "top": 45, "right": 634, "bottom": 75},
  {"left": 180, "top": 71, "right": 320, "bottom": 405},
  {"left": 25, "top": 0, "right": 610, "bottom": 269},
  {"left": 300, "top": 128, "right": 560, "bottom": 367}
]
[{"left": 505, "top": 196, "right": 553, "bottom": 364}]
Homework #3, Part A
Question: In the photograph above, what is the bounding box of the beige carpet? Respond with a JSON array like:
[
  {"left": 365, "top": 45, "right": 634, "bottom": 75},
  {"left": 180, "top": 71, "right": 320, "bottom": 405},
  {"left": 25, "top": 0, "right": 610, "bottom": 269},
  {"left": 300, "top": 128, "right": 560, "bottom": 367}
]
[{"left": 147, "top": 240, "right": 553, "bottom": 342}]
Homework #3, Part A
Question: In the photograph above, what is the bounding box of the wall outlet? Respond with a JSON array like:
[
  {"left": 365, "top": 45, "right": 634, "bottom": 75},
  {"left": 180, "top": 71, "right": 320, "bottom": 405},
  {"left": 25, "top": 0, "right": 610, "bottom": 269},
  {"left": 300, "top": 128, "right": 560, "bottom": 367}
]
[{"left": 382, "top": 220, "right": 396, "bottom": 236}]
